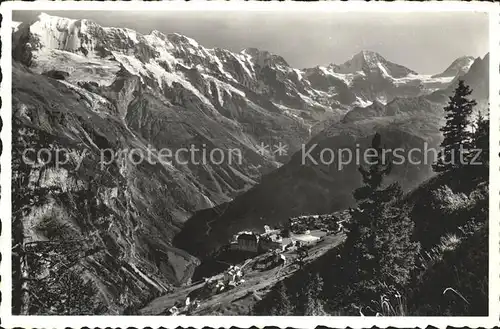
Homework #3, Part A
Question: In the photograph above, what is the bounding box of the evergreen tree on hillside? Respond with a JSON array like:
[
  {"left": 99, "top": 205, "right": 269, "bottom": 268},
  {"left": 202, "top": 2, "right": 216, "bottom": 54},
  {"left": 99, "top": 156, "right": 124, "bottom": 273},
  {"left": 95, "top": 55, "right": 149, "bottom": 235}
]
[
  {"left": 304, "top": 273, "right": 326, "bottom": 315},
  {"left": 269, "top": 281, "right": 294, "bottom": 315},
  {"left": 296, "top": 273, "right": 326, "bottom": 315},
  {"left": 343, "top": 133, "right": 420, "bottom": 301},
  {"left": 471, "top": 111, "right": 489, "bottom": 178},
  {"left": 433, "top": 80, "right": 476, "bottom": 173}
]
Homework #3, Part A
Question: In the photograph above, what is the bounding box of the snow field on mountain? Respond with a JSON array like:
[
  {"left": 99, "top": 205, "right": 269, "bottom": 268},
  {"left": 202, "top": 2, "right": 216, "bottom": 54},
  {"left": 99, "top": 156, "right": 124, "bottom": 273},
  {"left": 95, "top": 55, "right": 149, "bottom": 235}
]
[
  {"left": 202, "top": 74, "right": 246, "bottom": 106},
  {"left": 31, "top": 49, "right": 121, "bottom": 86}
]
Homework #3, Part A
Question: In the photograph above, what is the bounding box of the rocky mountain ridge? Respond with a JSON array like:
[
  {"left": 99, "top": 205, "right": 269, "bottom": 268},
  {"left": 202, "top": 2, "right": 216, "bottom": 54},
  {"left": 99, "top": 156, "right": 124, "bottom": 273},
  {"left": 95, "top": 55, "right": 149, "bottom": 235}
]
[{"left": 14, "top": 13, "right": 469, "bottom": 123}]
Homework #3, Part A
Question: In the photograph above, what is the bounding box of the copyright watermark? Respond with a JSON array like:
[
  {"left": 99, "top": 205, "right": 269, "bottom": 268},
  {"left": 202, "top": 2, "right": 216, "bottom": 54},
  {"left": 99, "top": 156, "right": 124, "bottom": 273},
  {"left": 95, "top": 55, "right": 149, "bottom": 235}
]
[
  {"left": 19, "top": 141, "right": 484, "bottom": 171},
  {"left": 21, "top": 144, "right": 243, "bottom": 170},
  {"left": 301, "top": 142, "right": 484, "bottom": 170}
]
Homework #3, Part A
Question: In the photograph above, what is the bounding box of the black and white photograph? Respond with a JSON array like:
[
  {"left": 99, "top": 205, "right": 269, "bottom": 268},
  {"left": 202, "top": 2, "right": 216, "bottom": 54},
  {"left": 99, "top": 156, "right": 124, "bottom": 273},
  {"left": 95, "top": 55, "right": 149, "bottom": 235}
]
[{"left": 1, "top": 2, "right": 498, "bottom": 327}]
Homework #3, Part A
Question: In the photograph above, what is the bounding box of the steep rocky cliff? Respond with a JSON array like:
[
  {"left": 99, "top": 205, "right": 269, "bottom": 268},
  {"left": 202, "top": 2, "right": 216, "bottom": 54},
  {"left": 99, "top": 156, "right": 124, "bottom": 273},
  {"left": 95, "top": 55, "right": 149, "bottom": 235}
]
[{"left": 13, "top": 63, "right": 202, "bottom": 313}]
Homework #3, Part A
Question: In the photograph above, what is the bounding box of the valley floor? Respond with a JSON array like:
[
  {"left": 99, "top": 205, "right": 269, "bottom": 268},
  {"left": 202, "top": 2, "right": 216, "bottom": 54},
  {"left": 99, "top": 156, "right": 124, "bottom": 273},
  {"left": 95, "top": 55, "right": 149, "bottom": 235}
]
[{"left": 140, "top": 233, "right": 346, "bottom": 315}]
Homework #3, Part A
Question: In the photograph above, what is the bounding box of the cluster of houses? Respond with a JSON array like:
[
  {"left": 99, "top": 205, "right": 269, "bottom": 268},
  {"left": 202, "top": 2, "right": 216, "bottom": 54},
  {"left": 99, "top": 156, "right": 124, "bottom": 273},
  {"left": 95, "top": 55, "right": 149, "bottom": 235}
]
[
  {"left": 288, "top": 209, "right": 351, "bottom": 234},
  {"left": 229, "top": 226, "right": 283, "bottom": 253},
  {"left": 253, "top": 250, "right": 287, "bottom": 271},
  {"left": 167, "top": 297, "right": 200, "bottom": 316},
  {"left": 197, "top": 264, "right": 247, "bottom": 300},
  {"left": 171, "top": 211, "right": 353, "bottom": 311},
  {"left": 206, "top": 265, "right": 246, "bottom": 293},
  {"left": 175, "top": 211, "right": 353, "bottom": 310},
  {"left": 225, "top": 210, "right": 350, "bottom": 260}
]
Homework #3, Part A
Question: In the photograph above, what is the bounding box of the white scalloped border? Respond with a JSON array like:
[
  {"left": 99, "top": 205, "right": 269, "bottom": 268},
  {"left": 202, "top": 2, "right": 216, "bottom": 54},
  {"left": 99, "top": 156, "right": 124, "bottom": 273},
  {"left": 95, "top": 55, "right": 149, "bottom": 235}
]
[{"left": 1, "top": 1, "right": 499, "bottom": 328}]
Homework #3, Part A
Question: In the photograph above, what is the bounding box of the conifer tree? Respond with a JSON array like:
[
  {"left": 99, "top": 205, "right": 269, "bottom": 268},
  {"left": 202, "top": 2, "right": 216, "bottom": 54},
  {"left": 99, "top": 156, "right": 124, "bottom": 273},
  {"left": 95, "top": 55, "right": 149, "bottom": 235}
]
[
  {"left": 303, "top": 273, "right": 326, "bottom": 316},
  {"left": 343, "top": 133, "right": 420, "bottom": 300},
  {"left": 269, "top": 281, "right": 294, "bottom": 315},
  {"left": 295, "top": 273, "right": 325, "bottom": 315},
  {"left": 433, "top": 80, "right": 476, "bottom": 172},
  {"left": 471, "top": 111, "right": 489, "bottom": 178}
]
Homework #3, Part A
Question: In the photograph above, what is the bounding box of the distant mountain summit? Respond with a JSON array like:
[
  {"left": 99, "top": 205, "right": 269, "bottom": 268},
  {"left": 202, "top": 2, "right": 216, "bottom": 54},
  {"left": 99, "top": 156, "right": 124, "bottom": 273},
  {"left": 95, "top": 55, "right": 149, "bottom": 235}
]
[
  {"left": 240, "top": 47, "right": 290, "bottom": 68},
  {"left": 305, "top": 51, "right": 426, "bottom": 105},
  {"left": 432, "top": 56, "right": 475, "bottom": 78},
  {"left": 333, "top": 50, "right": 417, "bottom": 79},
  {"left": 428, "top": 53, "right": 489, "bottom": 104}
]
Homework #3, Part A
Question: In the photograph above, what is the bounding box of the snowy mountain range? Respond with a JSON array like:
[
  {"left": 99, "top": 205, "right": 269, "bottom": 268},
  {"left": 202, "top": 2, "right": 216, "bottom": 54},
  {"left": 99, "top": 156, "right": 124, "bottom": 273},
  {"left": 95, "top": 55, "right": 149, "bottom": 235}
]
[
  {"left": 11, "top": 13, "right": 489, "bottom": 313},
  {"left": 13, "top": 13, "right": 472, "bottom": 120}
]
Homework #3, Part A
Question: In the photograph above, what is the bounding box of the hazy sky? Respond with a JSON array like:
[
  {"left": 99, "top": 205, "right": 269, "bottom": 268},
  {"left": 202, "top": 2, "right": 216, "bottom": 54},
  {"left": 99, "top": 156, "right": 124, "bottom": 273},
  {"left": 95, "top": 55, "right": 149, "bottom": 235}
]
[{"left": 13, "top": 10, "right": 489, "bottom": 74}]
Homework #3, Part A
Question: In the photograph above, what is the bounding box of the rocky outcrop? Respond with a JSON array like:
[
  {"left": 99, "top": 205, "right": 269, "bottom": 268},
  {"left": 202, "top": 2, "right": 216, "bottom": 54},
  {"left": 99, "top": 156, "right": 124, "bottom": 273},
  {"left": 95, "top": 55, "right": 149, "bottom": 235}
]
[{"left": 42, "top": 69, "right": 70, "bottom": 80}]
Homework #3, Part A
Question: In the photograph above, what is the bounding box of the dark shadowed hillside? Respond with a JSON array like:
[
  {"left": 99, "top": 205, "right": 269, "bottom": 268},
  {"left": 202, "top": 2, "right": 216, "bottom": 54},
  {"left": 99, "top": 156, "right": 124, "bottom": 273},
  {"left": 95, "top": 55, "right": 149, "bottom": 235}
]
[{"left": 175, "top": 119, "right": 441, "bottom": 258}]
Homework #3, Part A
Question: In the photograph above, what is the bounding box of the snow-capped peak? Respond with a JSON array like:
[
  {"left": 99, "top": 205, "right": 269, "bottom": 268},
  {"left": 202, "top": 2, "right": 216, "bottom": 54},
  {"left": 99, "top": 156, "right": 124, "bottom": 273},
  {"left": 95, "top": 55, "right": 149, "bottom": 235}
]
[
  {"left": 166, "top": 32, "right": 200, "bottom": 48},
  {"left": 149, "top": 29, "right": 166, "bottom": 39},
  {"left": 334, "top": 50, "right": 417, "bottom": 79},
  {"left": 240, "top": 47, "right": 289, "bottom": 68},
  {"left": 335, "top": 50, "right": 385, "bottom": 74},
  {"left": 356, "top": 50, "right": 385, "bottom": 66},
  {"left": 27, "top": 13, "right": 141, "bottom": 55},
  {"left": 432, "top": 56, "right": 475, "bottom": 78},
  {"left": 38, "top": 12, "right": 75, "bottom": 25}
]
